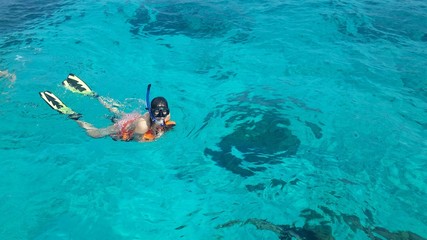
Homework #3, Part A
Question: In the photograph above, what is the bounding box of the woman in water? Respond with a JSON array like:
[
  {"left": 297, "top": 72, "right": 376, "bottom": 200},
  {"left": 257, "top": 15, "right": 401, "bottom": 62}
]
[
  {"left": 39, "top": 74, "right": 175, "bottom": 142},
  {"left": 78, "top": 95, "right": 175, "bottom": 141}
]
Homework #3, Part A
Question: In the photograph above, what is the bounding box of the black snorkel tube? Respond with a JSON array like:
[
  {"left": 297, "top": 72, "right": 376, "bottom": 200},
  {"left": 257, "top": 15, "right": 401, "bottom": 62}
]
[{"left": 146, "top": 84, "right": 165, "bottom": 126}]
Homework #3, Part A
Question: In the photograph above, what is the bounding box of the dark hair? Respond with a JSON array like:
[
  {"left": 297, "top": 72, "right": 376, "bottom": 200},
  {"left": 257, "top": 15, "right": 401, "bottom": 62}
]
[{"left": 151, "top": 97, "right": 168, "bottom": 109}]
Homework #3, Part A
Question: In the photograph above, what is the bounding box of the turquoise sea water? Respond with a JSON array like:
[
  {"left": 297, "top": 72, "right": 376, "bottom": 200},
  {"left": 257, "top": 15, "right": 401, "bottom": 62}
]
[{"left": 1, "top": 0, "right": 426, "bottom": 239}]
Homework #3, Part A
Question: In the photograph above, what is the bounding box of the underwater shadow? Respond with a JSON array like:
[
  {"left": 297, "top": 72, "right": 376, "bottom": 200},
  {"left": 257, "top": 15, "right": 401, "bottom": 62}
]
[
  {"left": 204, "top": 93, "right": 301, "bottom": 177},
  {"left": 128, "top": 2, "right": 251, "bottom": 40},
  {"left": 217, "top": 206, "right": 426, "bottom": 240}
]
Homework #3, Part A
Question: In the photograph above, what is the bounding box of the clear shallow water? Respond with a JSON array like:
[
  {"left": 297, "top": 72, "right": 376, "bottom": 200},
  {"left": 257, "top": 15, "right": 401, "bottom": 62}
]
[{"left": 0, "top": 0, "right": 426, "bottom": 239}]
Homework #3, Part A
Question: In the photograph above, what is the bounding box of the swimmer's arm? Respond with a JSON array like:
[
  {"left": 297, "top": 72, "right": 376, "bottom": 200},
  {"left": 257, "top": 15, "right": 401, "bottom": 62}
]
[{"left": 76, "top": 120, "right": 116, "bottom": 138}]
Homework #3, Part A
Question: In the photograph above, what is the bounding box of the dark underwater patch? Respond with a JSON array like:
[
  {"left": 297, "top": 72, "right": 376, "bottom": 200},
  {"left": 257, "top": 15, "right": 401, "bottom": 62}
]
[
  {"left": 210, "top": 70, "right": 237, "bottom": 81},
  {"left": 128, "top": 3, "right": 250, "bottom": 39},
  {"left": 271, "top": 178, "right": 287, "bottom": 190},
  {"left": 244, "top": 178, "right": 291, "bottom": 193},
  {"left": 205, "top": 116, "right": 300, "bottom": 177},
  {"left": 204, "top": 94, "right": 301, "bottom": 177},
  {"left": 401, "top": 76, "right": 427, "bottom": 102},
  {"left": 322, "top": 1, "right": 427, "bottom": 44},
  {"left": 217, "top": 206, "right": 426, "bottom": 239},
  {"left": 305, "top": 121, "right": 323, "bottom": 139},
  {"left": 0, "top": 0, "right": 71, "bottom": 34},
  {"left": 245, "top": 183, "right": 265, "bottom": 192},
  {"left": 128, "top": 6, "right": 150, "bottom": 35}
]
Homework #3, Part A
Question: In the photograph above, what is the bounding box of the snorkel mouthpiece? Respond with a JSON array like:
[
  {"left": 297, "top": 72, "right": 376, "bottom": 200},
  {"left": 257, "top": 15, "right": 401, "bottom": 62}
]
[{"left": 156, "top": 117, "right": 166, "bottom": 126}]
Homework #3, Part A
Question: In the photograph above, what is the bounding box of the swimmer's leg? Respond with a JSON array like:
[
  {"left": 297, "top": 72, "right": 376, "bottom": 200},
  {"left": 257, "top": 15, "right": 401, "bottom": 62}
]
[
  {"left": 97, "top": 96, "right": 123, "bottom": 115},
  {"left": 76, "top": 120, "right": 116, "bottom": 138}
]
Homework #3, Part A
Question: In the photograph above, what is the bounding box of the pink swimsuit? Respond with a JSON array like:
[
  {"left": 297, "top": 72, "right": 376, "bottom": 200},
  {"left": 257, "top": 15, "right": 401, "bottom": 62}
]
[{"left": 111, "top": 112, "right": 142, "bottom": 141}]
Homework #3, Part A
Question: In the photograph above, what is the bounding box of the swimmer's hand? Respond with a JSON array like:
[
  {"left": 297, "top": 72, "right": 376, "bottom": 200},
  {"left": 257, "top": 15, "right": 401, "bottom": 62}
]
[{"left": 165, "top": 120, "right": 176, "bottom": 127}]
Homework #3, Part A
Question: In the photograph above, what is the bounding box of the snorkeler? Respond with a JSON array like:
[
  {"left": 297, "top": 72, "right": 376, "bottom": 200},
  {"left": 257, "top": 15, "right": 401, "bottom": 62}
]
[{"left": 39, "top": 74, "right": 176, "bottom": 142}]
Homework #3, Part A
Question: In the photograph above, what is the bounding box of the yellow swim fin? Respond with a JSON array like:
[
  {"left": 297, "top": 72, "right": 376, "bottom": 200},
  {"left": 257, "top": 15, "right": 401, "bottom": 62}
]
[
  {"left": 62, "top": 73, "right": 98, "bottom": 97},
  {"left": 39, "top": 91, "right": 82, "bottom": 120}
]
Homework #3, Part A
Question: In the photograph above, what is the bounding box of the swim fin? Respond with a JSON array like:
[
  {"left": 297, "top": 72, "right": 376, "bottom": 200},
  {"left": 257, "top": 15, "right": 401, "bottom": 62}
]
[
  {"left": 39, "top": 91, "right": 82, "bottom": 120},
  {"left": 62, "top": 73, "right": 98, "bottom": 97}
]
